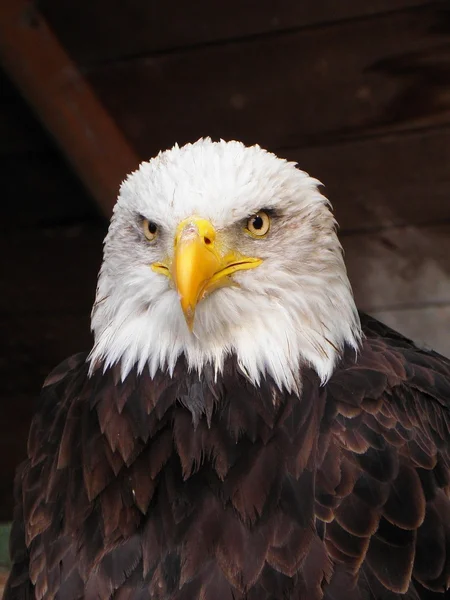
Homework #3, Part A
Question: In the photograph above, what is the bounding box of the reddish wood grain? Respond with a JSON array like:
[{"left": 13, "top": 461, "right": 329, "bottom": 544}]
[{"left": 0, "top": 2, "right": 140, "bottom": 217}]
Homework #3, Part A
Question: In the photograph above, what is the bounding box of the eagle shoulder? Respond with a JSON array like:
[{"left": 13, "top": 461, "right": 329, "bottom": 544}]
[{"left": 320, "top": 313, "right": 450, "bottom": 595}]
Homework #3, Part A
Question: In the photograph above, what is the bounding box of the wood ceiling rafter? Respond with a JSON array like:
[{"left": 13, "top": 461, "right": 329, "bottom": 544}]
[{"left": 0, "top": 0, "right": 140, "bottom": 218}]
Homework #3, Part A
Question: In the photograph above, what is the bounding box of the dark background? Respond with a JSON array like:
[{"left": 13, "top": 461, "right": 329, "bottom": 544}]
[{"left": 1, "top": 0, "right": 450, "bottom": 523}]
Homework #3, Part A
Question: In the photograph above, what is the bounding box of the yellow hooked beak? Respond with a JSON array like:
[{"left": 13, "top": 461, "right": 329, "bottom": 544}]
[{"left": 152, "top": 217, "right": 262, "bottom": 330}]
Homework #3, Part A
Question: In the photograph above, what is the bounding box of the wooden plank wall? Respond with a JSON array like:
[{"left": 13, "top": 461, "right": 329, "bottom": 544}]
[
  {"left": 38, "top": 0, "right": 450, "bottom": 349},
  {"left": 1, "top": 0, "right": 450, "bottom": 519}
]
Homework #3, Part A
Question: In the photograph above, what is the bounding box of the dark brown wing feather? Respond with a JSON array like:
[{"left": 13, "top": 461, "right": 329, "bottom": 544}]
[
  {"left": 4, "top": 313, "right": 450, "bottom": 599},
  {"left": 320, "top": 314, "right": 450, "bottom": 599}
]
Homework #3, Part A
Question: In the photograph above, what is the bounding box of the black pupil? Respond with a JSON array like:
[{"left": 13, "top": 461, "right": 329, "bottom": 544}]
[
  {"left": 148, "top": 222, "right": 157, "bottom": 234},
  {"left": 252, "top": 215, "right": 263, "bottom": 230}
]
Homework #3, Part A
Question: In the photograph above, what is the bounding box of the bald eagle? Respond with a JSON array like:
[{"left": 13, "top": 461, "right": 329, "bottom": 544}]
[{"left": 5, "top": 139, "right": 450, "bottom": 600}]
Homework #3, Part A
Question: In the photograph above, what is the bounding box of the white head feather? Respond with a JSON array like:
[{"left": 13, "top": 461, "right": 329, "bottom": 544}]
[{"left": 90, "top": 138, "right": 361, "bottom": 393}]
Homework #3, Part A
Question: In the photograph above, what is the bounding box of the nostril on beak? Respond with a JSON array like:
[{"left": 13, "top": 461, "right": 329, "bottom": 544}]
[{"left": 204, "top": 237, "right": 212, "bottom": 245}]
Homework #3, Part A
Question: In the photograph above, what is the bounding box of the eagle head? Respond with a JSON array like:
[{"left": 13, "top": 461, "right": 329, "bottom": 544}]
[{"left": 90, "top": 139, "right": 361, "bottom": 392}]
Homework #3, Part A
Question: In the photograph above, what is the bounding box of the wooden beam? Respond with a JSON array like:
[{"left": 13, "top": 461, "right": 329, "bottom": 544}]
[
  {"left": 87, "top": 5, "right": 449, "bottom": 159},
  {"left": 0, "top": 1, "right": 140, "bottom": 217},
  {"left": 38, "top": 0, "right": 434, "bottom": 65}
]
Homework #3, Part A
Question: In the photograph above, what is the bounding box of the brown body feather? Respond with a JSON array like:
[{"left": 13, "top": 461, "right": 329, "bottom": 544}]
[{"left": 4, "top": 314, "right": 450, "bottom": 599}]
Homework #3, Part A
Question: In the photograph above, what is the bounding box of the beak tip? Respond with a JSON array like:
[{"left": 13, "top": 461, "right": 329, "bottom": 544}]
[{"left": 183, "top": 305, "right": 196, "bottom": 332}]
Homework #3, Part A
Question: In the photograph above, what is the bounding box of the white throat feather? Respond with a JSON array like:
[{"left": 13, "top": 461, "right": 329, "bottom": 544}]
[{"left": 89, "top": 139, "right": 361, "bottom": 393}]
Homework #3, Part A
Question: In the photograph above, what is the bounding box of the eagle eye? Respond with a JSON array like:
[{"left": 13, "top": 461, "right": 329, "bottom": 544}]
[
  {"left": 246, "top": 211, "right": 270, "bottom": 237},
  {"left": 143, "top": 219, "right": 158, "bottom": 241}
]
